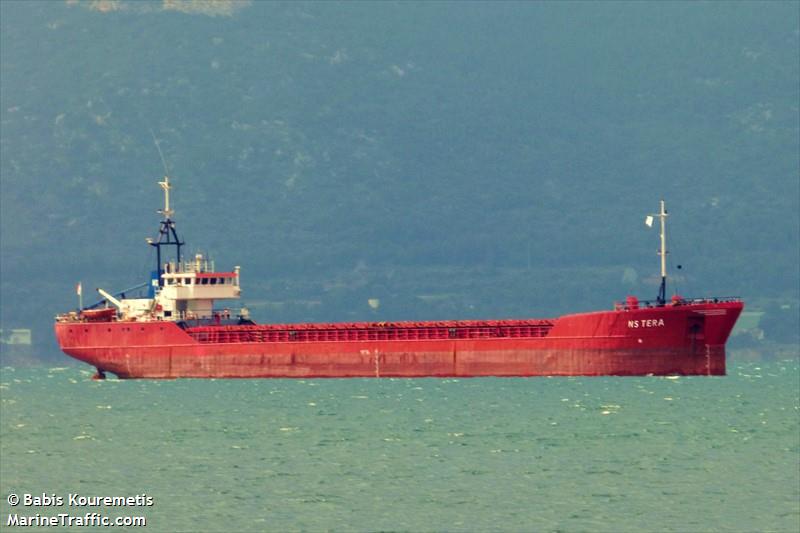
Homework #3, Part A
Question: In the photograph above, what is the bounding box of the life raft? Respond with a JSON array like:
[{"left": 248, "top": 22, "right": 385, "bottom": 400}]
[{"left": 80, "top": 307, "right": 117, "bottom": 322}]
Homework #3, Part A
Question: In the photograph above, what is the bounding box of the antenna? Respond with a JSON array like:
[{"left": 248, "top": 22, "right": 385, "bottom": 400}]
[{"left": 149, "top": 128, "right": 170, "bottom": 177}]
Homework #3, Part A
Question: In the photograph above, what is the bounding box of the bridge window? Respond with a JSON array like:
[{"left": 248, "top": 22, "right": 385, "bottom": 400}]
[{"left": 201, "top": 278, "right": 208, "bottom": 285}]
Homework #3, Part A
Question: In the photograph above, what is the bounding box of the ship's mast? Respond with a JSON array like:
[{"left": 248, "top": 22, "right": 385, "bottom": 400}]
[
  {"left": 148, "top": 175, "right": 184, "bottom": 287},
  {"left": 159, "top": 176, "right": 173, "bottom": 219},
  {"left": 656, "top": 199, "right": 668, "bottom": 305}
]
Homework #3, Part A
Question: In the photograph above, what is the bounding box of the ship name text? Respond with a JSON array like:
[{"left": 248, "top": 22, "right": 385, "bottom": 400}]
[{"left": 627, "top": 319, "right": 665, "bottom": 329}]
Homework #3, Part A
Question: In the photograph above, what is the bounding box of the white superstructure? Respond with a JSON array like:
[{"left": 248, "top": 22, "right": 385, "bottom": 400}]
[
  {"left": 61, "top": 175, "right": 245, "bottom": 324},
  {"left": 154, "top": 255, "right": 241, "bottom": 320}
]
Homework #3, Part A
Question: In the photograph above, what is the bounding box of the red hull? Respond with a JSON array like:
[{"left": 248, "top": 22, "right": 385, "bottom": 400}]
[{"left": 54, "top": 300, "right": 743, "bottom": 378}]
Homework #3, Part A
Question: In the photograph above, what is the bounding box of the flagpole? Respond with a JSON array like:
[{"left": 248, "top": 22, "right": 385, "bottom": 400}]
[{"left": 77, "top": 282, "right": 83, "bottom": 311}]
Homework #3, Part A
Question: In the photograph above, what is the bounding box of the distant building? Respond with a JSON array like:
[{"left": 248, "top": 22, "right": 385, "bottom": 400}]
[{"left": 0, "top": 329, "right": 32, "bottom": 345}]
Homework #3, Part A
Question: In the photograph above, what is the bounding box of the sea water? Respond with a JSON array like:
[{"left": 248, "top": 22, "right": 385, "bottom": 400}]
[{"left": 1, "top": 359, "right": 798, "bottom": 532}]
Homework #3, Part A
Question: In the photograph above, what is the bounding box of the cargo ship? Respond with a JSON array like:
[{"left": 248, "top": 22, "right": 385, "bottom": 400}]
[{"left": 54, "top": 177, "right": 743, "bottom": 379}]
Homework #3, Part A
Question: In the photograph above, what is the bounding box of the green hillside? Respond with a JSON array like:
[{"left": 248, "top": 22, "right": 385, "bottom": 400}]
[{"left": 1, "top": 0, "right": 798, "bottom": 361}]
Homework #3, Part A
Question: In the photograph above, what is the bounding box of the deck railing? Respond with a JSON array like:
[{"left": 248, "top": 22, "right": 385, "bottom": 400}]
[
  {"left": 185, "top": 320, "right": 556, "bottom": 344},
  {"left": 614, "top": 296, "right": 742, "bottom": 311}
]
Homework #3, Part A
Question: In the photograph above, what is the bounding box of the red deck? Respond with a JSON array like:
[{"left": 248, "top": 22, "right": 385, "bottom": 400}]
[{"left": 54, "top": 299, "right": 743, "bottom": 379}]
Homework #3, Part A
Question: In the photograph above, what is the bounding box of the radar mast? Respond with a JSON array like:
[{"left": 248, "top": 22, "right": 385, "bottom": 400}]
[{"left": 147, "top": 175, "right": 184, "bottom": 287}]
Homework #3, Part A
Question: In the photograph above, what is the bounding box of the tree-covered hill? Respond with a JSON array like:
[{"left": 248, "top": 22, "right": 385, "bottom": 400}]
[{"left": 1, "top": 0, "right": 798, "bottom": 361}]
